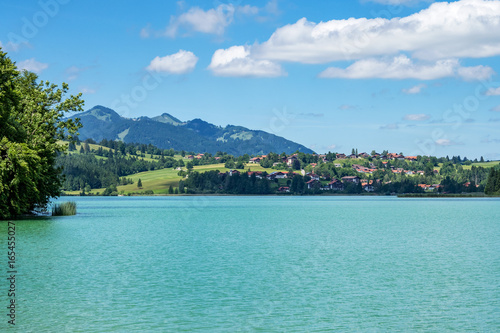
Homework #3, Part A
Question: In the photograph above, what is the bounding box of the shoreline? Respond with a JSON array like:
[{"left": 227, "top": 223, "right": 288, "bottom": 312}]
[{"left": 60, "top": 193, "right": 498, "bottom": 198}]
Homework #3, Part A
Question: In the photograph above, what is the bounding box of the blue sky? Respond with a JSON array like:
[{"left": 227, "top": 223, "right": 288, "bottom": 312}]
[{"left": 1, "top": 0, "right": 500, "bottom": 159}]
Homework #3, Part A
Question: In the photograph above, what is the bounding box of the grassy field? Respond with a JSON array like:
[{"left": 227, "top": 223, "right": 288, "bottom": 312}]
[
  {"left": 466, "top": 160, "right": 500, "bottom": 170},
  {"left": 63, "top": 162, "right": 296, "bottom": 195}
]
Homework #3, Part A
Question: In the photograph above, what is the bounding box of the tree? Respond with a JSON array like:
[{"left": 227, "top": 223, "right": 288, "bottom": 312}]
[
  {"left": 137, "top": 178, "right": 143, "bottom": 188},
  {"left": 0, "top": 49, "right": 83, "bottom": 218},
  {"left": 178, "top": 180, "right": 185, "bottom": 193},
  {"left": 485, "top": 168, "right": 500, "bottom": 195},
  {"left": 168, "top": 185, "right": 174, "bottom": 194},
  {"left": 224, "top": 159, "right": 235, "bottom": 169}
]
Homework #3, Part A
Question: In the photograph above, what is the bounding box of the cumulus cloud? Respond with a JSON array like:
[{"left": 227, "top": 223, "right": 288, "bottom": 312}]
[
  {"left": 404, "top": 113, "right": 430, "bottom": 121},
  {"left": 485, "top": 87, "right": 500, "bottom": 96},
  {"left": 17, "top": 58, "right": 48, "bottom": 74},
  {"left": 208, "top": 45, "right": 285, "bottom": 77},
  {"left": 143, "top": 3, "right": 261, "bottom": 38},
  {"left": 146, "top": 50, "right": 198, "bottom": 74},
  {"left": 166, "top": 4, "right": 235, "bottom": 36},
  {"left": 318, "top": 55, "right": 494, "bottom": 81},
  {"left": 0, "top": 40, "right": 29, "bottom": 52},
  {"left": 403, "top": 84, "right": 426, "bottom": 94},
  {"left": 252, "top": 0, "right": 500, "bottom": 63}
]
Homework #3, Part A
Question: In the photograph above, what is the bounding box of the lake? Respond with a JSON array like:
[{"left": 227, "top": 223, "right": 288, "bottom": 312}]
[{"left": 1, "top": 196, "right": 499, "bottom": 332}]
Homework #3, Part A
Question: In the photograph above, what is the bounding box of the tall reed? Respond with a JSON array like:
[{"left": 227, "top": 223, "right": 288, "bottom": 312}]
[{"left": 52, "top": 201, "right": 77, "bottom": 216}]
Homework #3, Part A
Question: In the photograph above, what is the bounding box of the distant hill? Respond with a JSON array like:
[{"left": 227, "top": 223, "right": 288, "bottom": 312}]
[{"left": 71, "top": 106, "right": 314, "bottom": 155}]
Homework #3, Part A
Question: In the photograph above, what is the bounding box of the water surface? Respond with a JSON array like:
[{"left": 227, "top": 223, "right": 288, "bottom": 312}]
[{"left": 1, "top": 196, "right": 499, "bottom": 331}]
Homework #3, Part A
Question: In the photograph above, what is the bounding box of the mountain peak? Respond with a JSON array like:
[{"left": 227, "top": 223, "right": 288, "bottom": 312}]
[
  {"left": 151, "top": 112, "right": 183, "bottom": 126},
  {"left": 73, "top": 106, "right": 315, "bottom": 155},
  {"left": 85, "top": 105, "right": 122, "bottom": 122}
]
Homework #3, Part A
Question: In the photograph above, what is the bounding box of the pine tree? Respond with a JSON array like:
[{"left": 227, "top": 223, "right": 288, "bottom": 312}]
[
  {"left": 168, "top": 185, "right": 174, "bottom": 194},
  {"left": 137, "top": 178, "right": 143, "bottom": 188}
]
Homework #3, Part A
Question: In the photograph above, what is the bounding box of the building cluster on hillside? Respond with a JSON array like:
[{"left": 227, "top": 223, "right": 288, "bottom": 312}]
[{"left": 227, "top": 151, "right": 428, "bottom": 193}]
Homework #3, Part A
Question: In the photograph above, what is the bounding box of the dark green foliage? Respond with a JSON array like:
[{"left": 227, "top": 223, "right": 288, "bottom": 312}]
[
  {"left": 56, "top": 152, "right": 159, "bottom": 191},
  {"left": 185, "top": 171, "right": 273, "bottom": 194},
  {"left": 0, "top": 49, "right": 83, "bottom": 218},
  {"left": 485, "top": 167, "right": 500, "bottom": 195},
  {"left": 137, "top": 179, "right": 142, "bottom": 188},
  {"left": 102, "top": 184, "right": 118, "bottom": 196}
]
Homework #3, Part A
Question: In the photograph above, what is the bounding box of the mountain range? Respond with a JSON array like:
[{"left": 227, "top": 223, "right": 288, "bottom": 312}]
[{"left": 71, "top": 106, "right": 314, "bottom": 155}]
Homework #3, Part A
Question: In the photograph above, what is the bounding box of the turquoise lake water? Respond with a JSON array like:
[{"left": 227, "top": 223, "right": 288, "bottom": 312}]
[{"left": 1, "top": 196, "right": 499, "bottom": 332}]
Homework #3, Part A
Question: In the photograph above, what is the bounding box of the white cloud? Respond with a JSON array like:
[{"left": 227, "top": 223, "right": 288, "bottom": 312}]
[
  {"left": 208, "top": 45, "right": 286, "bottom": 77},
  {"left": 435, "top": 138, "right": 463, "bottom": 146},
  {"left": 0, "top": 40, "right": 29, "bottom": 52},
  {"left": 490, "top": 105, "right": 500, "bottom": 112},
  {"left": 318, "top": 55, "right": 494, "bottom": 81},
  {"left": 436, "top": 139, "right": 452, "bottom": 146},
  {"left": 403, "top": 84, "right": 427, "bottom": 94},
  {"left": 485, "top": 87, "right": 500, "bottom": 96},
  {"left": 146, "top": 50, "right": 198, "bottom": 74},
  {"left": 404, "top": 113, "right": 430, "bottom": 121},
  {"left": 457, "top": 66, "right": 495, "bottom": 81},
  {"left": 165, "top": 4, "right": 235, "bottom": 36},
  {"left": 237, "top": 4, "right": 259, "bottom": 15},
  {"left": 252, "top": 0, "right": 500, "bottom": 63},
  {"left": 17, "top": 58, "right": 48, "bottom": 74}
]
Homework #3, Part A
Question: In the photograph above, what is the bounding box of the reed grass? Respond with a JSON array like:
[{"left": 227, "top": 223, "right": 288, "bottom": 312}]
[{"left": 52, "top": 201, "right": 77, "bottom": 216}]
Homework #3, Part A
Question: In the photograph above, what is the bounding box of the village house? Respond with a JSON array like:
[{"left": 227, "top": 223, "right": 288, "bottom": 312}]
[
  {"left": 249, "top": 157, "right": 261, "bottom": 163},
  {"left": 286, "top": 155, "right": 298, "bottom": 166},
  {"left": 229, "top": 170, "right": 240, "bottom": 176},
  {"left": 334, "top": 163, "right": 342, "bottom": 168},
  {"left": 278, "top": 186, "right": 290, "bottom": 193},
  {"left": 267, "top": 171, "right": 287, "bottom": 180},
  {"left": 306, "top": 173, "right": 320, "bottom": 181},
  {"left": 328, "top": 179, "right": 344, "bottom": 191},
  {"left": 247, "top": 171, "right": 264, "bottom": 179},
  {"left": 342, "top": 176, "right": 361, "bottom": 184},
  {"left": 306, "top": 179, "right": 321, "bottom": 189},
  {"left": 336, "top": 153, "right": 346, "bottom": 159}
]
